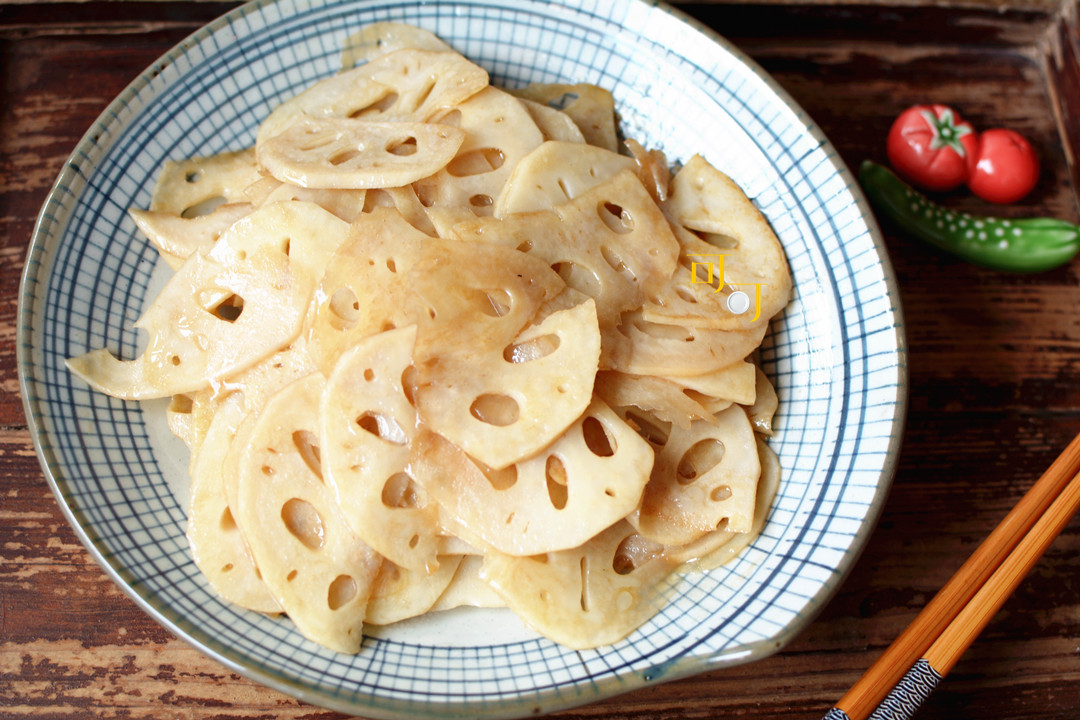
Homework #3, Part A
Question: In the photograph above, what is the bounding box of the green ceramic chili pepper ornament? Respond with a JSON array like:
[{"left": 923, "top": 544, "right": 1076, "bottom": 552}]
[{"left": 859, "top": 160, "right": 1080, "bottom": 273}]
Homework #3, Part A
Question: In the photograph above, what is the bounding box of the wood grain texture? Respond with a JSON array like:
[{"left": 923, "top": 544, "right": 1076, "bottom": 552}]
[{"left": 1, "top": 1, "right": 1079, "bottom": 719}]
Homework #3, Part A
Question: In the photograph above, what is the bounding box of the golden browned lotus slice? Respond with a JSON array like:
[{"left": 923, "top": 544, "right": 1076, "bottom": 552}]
[
  {"left": 516, "top": 98, "right": 586, "bottom": 145},
  {"left": 321, "top": 326, "right": 442, "bottom": 574},
  {"left": 493, "top": 141, "right": 636, "bottom": 217},
  {"left": 647, "top": 155, "right": 792, "bottom": 330},
  {"left": 340, "top": 21, "right": 454, "bottom": 69},
  {"left": 365, "top": 556, "right": 463, "bottom": 626},
  {"left": 150, "top": 148, "right": 262, "bottom": 217},
  {"left": 511, "top": 82, "right": 619, "bottom": 152},
  {"left": 635, "top": 405, "right": 761, "bottom": 546},
  {"left": 259, "top": 117, "right": 465, "bottom": 190},
  {"left": 414, "top": 298, "right": 601, "bottom": 471},
  {"left": 615, "top": 309, "right": 767, "bottom": 379},
  {"left": 666, "top": 434, "right": 780, "bottom": 570},
  {"left": 480, "top": 520, "right": 678, "bottom": 649},
  {"left": 235, "top": 374, "right": 383, "bottom": 654},
  {"left": 593, "top": 370, "right": 713, "bottom": 430},
  {"left": 625, "top": 138, "right": 670, "bottom": 205},
  {"left": 306, "top": 207, "right": 428, "bottom": 375},
  {"left": 414, "top": 87, "right": 545, "bottom": 215},
  {"left": 411, "top": 395, "right": 651, "bottom": 556},
  {"left": 187, "top": 394, "right": 281, "bottom": 614},
  {"left": 409, "top": 237, "right": 566, "bottom": 362},
  {"left": 257, "top": 48, "right": 488, "bottom": 148},
  {"left": 130, "top": 202, "right": 253, "bottom": 270}
]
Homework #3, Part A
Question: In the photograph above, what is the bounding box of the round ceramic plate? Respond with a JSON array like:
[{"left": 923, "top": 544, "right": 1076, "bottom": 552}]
[{"left": 18, "top": 0, "right": 907, "bottom": 717}]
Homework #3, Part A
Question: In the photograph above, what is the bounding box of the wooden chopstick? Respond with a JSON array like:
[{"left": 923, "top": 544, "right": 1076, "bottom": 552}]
[{"left": 822, "top": 431, "right": 1080, "bottom": 720}]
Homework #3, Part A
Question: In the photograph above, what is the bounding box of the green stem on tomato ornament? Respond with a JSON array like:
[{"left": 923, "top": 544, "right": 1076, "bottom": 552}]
[{"left": 859, "top": 160, "right": 1080, "bottom": 273}]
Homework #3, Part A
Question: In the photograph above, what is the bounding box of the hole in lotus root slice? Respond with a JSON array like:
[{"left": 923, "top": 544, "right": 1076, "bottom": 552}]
[
  {"left": 236, "top": 374, "right": 382, "bottom": 653},
  {"left": 545, "top": 456, "right": 569, "bottom": 510},
  {"left": 470, "top": 394, "right": 520, "bottom": 427},
  {"left": 356, "top": 411, "right": 409, "bottom": 445},
  {"left": 503, "top": 333, "right": 561, "bottom": 363},
  {"left": 676, "top": 438, "right": 725, "bottom": 484},
  {"left": 327, "top": 574, "right": 359, "bottom": 610},
  {"left": 206, "top": 293, "right": 244, "bottom": 323},
  {"left": 386, "top": 135, "right": 419, "bottom": 156},
  {"left": 612, "top": 532, "right": 664, "bottom": 575},
  {"left": 598, "top": 201, "right": 634, "bottom": 234},
  {"left": 447, "top": 147, "right": 505, "bottom": 176},
  {"left": 637, "top": 405, "right": 760, "bottom": 546},
  {"left": 479, "top": 520, "right": 678, "bottom": 649},
  {"left": 281, "top": 497, "right": 326, "bottom": 550},
  {"left": 621, "top": 407, "right": 671, "bottom": 448},
  {"left": 582, "top": 416, "right": 616, "bottom": 457},
  {"left": 329, "top": 287, "right": 361, "bottom": 327},
  {"left": 381, "top": 472, "right": 424, "bottom": 509},
  {"left": 291, "top": 430, "right": 324, "bottom": 481}
]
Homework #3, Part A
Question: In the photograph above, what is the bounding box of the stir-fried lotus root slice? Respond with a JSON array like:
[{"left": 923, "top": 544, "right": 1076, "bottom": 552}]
[
  {"left": 494, "top": 141, "right": 635, "bottom": 217},
  {"left": 67, "top": 249, "right": 311, "bottom": 400},
  {"left": 150, "top": 148, "right": 263, "bottom": 217},
  {"left": 625, "top": 138, "right": 671, "bottom": 205},
  {"left": 516, "top": 99, "right": 586, "bottom": 145},
  {"left": 260, "top": 117, "right": 465, "bottom": 190},
  {"left": 365, "top": 556, "right": 463, "bottom": 626},
  {"left": 321, "top": 325, "right": 442, "bottom": 574},
  {"left": 187, "top": 394, "right": 281, "bottom": 613},
  {"left": 166, "top": 388, "right": 218, "bottom": 456},
  {"left": 413, "top": 86, "right": 544, "bottom": 215},
  {"left": 235, "top": 374, "right": 382, "bottom": 653},
  {"left": 256, "top": 48, "right": 489, "bottom": 149},
  {"left": 510, "top": 82, "right": 619, "bottom": 152},
  {"left": 130, "top": 202, "right": 253, "bottom": 270},
  {"left": 409, "top": 237, "right": 565, "bottom": 362},
  {"left": 481, "top": 520, "right": 677, "bottom": 649},
  {"left": 454, "top": 170, "right": 680, "bottom": 365},
  {"left": 411, "top": 396, "right": 651, "bottom": 556},
  {"left": 746, "top": 366, "right": 779, "bottom": 435},
  {"left": 429, "top": 555, "right": 505, "bottom": 612},
  {"left": 636, "top": 405, "right": 761, "bottom": 546},
  {"left": 307, "top": 207, "right": 428, "bottom": 375},
  {"left": 615, "top": 310, "right": 767, "bottom": 379},
  {"left": 340, "top": 21, "right": 454, "bottom": 69},
  {"left": 647, "top": 155, "right": 792, "bottom": 330},
  {"left": 414, "top": 298, "right": 601, "bottom": 471},
  {"left": 659, "top": 359, "right": 757, "bottom": 407},
  {"left": 667, "top": 434, "right": 781, "bottom": 569},
  {"left": 593, "top": 371, "right": 713, "bottom": 430},
  {"left": 258, "top": 183, "right": 367, "bottom": 223},
  {"left": 209, "top": 200, "right": 351, "bottom": 280}
]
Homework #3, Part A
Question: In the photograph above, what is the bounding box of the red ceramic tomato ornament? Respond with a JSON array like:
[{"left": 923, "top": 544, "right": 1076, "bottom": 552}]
[
  {"left": 886, "top": 104, "right": 978, "bottom": 192},
  {"left": 966, "top": 128, "right": 1040, "bottom": 204}
]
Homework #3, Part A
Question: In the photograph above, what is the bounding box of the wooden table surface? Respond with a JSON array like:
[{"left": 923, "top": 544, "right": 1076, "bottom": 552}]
[{"left": 3, "top": 0, "right": 1080, "bottom": 718}]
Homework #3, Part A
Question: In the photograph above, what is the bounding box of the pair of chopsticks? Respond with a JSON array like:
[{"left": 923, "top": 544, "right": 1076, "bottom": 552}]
[{"left": 822, "top": 432, "right": 1080, "bottom": 720}]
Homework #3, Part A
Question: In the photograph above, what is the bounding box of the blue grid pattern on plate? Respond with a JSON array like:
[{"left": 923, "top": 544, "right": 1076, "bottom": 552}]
[{"left": 18, "top": 0, "right": 907, "bottom": 718}]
